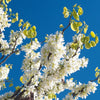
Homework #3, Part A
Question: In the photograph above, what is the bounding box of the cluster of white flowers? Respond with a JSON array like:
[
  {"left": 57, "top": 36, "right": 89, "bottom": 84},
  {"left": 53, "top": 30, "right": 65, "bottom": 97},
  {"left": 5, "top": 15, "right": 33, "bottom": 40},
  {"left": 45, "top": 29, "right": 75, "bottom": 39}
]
[
  {"left": 63, "top": 95, "right": 74, "bottom": 100},
  {"left": 63, "top": 81, "right": 98, "bottom": 100},
  {"left": 73, "top": 34, "right": 83, "bottom": 48},
  {"left": 21, "top": 39, "right": 40, "bottom": 55},
  {"left": 0, "top": 3, "right": 99, "bottom": 100},
  {"left": 0, "top": 29, "right": 26, "bottom": 55},
  {"left": 34, "top": 75, "right": 75, "bottom": 99},
  {"left": 0, "top": 91, "right": 14, "bottom": 100},
  {"left": 0, "top": 66, "right": 9, "bottom": 81},
  {"left": 62, "top": 34, "right": 88, "bottom": 76},
  {"left": 21, "top": 39, "right": 41, "bottom": 71},
  {"left": 0, "top": 65, "right": 10, "bottom": 90},
  {"left": 65, "top": 81, "right": 98, "bottom": 100},
  {"left": 41, "top": 31, "right": 66, "bottom": 70},
  {"left": 20, "top": 39, "right": 41, "bottom": 98},
  {"left": 0, "top": 33, "right": 10, "bottom": 55},
  {"left": 0, "top": 29, "right": 98, "bottom": 100},
  {"left": 63, "top": 48, "right": 88, "bottom": 76},
  {"left": 9, "top": 30, "right": 26, "bottom": 50},
  {"left": 18, "top": 33, "right": 93, "bottom": 100},
  {"left": 0, "top": 8, "right": 11, "bottom": 32}
]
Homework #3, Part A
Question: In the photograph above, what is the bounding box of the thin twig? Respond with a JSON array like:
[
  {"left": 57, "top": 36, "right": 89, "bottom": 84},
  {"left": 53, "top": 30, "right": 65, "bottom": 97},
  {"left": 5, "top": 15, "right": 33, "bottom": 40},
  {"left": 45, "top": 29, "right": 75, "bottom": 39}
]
[
  {"left": 10, "top": 75, "right": 34, "bottom": 99},
  {"left": 61, "top": 15, "right": 72, "bottom": 35},
  {"left": 0, "top": 55, "right": 4, "bottom": 60},
  {"left": 90, "top": 75, "right": 100, "bottom": 82},
  {"left": 0, "top": 53, "right": 11, "bottom": 65},
  {"left": 0, "top": 37, "right": 20, "bottom": 65}
]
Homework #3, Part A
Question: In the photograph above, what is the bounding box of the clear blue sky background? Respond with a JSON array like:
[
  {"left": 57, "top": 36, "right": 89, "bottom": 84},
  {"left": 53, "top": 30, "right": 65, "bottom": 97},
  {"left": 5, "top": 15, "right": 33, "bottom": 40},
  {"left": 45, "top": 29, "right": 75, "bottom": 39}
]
[{"left": 1, "top": 0, "right": 100, "bottom": 100}]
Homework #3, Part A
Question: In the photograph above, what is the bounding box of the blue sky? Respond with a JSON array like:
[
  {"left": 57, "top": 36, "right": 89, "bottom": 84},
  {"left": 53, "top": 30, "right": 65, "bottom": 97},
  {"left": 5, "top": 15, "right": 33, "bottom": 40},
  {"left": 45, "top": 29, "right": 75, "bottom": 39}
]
[{"left": 1, "top": 0, "right": 100, "bottom": 100}]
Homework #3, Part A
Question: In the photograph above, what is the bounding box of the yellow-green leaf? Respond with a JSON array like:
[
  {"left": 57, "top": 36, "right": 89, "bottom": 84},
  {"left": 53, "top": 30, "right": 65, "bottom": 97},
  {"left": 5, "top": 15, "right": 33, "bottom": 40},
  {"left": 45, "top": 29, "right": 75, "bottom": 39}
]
[
  {"left": 84, "top": 36, "right": 90, "bottom": 43},
  {"left": 77, "top": 22, "right": 82, "bottom": 26},
  {"left": 23, "top": 30, "right": 28, "bottom": 36},
  {"left": 6, "top": 0, "right": 11, "bottom": 4},
  {"left": 95, "top": 67, "right": 98, "bottom": 71},
  {"left": 85, "top": 42, "right": 91, "bottom": 49},
  {"left": 48, "top": 93, "right": 56, "bottom": 99},
  {"left": 9, "top": 83, "right": 13, "bottom": 87},
  {"left": 95, "top": 36, "right": 99, "bottom": 44},
  {"left": 90, "top": 31, "right": 96, "bottom": 38},
  {"left": 78, "top": 7, "right": 83, "bottom": 15},
  {"left": 73, "top": 4, "right": 77, "bottom": 7},
  {"left": 98, "top": 78, "right": 100, "bottom": 84},
  {"left": 11, "top": 18, "right": 17, "bottom": 23},
  {"left": 90, "top": 41, "right": 96, "bottom": 47},
  {"left": 80, "top": 45, "right": 83, "bottom": 49},
  {"left": 72, "top": 8, "right": 79, "bottom": 21},
  {"left": 95, "top": 72, "right": 99, "bottom": 77},
  {"left": 27, "top": 30, "right": 37, "bottom": 38},
  {"left": 20, "top": 76, "right": 24, "bottom": 84},
  {"left": 59, "top": 24, "right": 64, "bottom": 28},
  {"left": 84, "top": 25, "right": 88, "bottom": 33},
  {"left": 63, "top": 7, "right": 69, "bottom": 18},
  {"left": 32, "top": 26, "right": 36, "bottom": 30},
  {"left": 71, "top": 22, "right": 78, "bottom": 31},
  {"left": 15, "top": 86, "right": 20, "bottom": 90}
]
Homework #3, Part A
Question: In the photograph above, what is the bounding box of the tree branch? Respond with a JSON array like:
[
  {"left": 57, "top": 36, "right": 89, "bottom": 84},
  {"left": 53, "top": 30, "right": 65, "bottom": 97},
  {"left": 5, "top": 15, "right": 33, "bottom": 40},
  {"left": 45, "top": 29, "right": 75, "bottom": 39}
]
[
  {"left": 61, "top": 15, "right": 72, "bottom": 35},
  {"left": 0, "top": 53, "right": 11, "bottom": 65},
  {"left": 0, "top": 55, "right": 4, "bottom": 60},
  {"left": 90, "top": 75, "right": 100, "bottom": 82},
  {"left": 0, "top": 37, "right": 20, "bottom": 65}
]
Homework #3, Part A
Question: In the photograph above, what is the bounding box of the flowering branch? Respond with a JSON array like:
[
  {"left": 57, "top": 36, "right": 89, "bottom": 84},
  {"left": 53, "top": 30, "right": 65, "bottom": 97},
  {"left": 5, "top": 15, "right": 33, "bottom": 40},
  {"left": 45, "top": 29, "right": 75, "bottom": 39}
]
[{"left": 0, "top": 1, "right": 99, "bottom": 100}]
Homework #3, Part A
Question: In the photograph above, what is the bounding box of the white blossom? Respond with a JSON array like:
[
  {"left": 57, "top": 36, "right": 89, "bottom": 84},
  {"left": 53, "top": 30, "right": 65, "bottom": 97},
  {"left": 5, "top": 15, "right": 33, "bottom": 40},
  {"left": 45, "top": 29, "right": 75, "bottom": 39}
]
[
  {"left": 0, "top": 8, "right": 11, "bottom": 32},
  {"left": 41, "top": 31, "right": 66, "bottom": 70},
  {"left": 0, "top": 91, "right": 14, "bottom": 100},
  {"left": 0, "top": 66, "right": 9, "bottom": 81}
]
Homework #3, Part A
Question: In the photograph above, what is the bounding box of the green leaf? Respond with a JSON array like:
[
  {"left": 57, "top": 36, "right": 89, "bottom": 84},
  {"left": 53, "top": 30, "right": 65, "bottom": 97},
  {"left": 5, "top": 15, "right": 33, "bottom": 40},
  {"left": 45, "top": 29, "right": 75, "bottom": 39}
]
[
  {"left": 85, "top": 42, "right": 91, "bottom": 49},
  {"left": 9, "top": 83, "right": 13, "bottom": 87},
  {"left": 90, "top": 41, "right": 96, "bottom": 47},
  {"left": 15, "top": 86, "right": 20, "bottom": 90},
  {"left": 90, "top": 31, "right": 96, "bottom": 38},
  {"left": 77, "top": 22, "right": 82, "bottom": 26},
  {"left": 84, "top": 36, "right": 90, "bottom": 43},
  {"left": 78, "top": 7, "right": 83, "bottom": 15},
  {"left": 73, "top": 4, "right": 77, "bottom": 7},
  {"left": 95, "top": 36, "right": 99, "bottom": 44},
  {"left": 71, "top": 22, "right": 79, "bottom": 33},
  {"left": 72, "top": 8, "right": 79, "bottom": 21},
  {"left": 84, "top": 25, "right": 88, "bottom": 33}
]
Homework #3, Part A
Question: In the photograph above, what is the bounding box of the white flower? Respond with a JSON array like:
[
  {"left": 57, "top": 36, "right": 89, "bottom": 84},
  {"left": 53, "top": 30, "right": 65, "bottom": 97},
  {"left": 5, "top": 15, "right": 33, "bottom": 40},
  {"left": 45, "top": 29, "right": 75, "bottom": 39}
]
[
  {"left": 41, "top": 31, "right": 66, "bottom": 69},
  {"left": 63, "top": 95, "right": 74, "bottom": 100},
  {"left": 0, "top": 91, "right": 14, "bottom": 100},
  {"left": 21, "top": 40, "right": 40, "bottom": 55},
  {"left": 0, "top": 7, "right": 11, "bottom": 32},
  {"left": 0, "top": 66, "right": 9, "bottom": 81},
  {"left": 70, "top": 81, "right": 98, "bottom": 100}
]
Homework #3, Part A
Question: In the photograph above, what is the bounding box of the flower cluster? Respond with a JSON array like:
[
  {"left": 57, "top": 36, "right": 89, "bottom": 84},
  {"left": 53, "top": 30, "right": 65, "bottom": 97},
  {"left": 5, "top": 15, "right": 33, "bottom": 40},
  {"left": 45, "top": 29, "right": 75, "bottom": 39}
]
[
  {"left": 0, "top": 91, "right": 13, "bottom": 100},
  {"left": 0, "top": 7, "right": 11, "bottom": 32},
  {"left": 0, "top": 64, "right": 10, "bottom": 90},
  {"left": 0, "top": 1, "right": 99, "bottom": 100},
  {"left": 0, "top": 32, "right": 9, "bottom": 55},
  {"left": 9, "top": 30, "right": 26, "bottom": 50},
  {"left": 41, "top": 31, "right": 66, "bottom": 70},
  {"left": 63, "top": 81, "right": 98, "bottom": 100}
]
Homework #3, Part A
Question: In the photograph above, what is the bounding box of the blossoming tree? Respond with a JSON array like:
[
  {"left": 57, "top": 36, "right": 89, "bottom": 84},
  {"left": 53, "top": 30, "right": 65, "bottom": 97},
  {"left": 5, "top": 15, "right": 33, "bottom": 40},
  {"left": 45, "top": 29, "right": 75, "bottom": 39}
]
[{"left": 0, "top": 0, "right": 100, "bottom": 100}]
